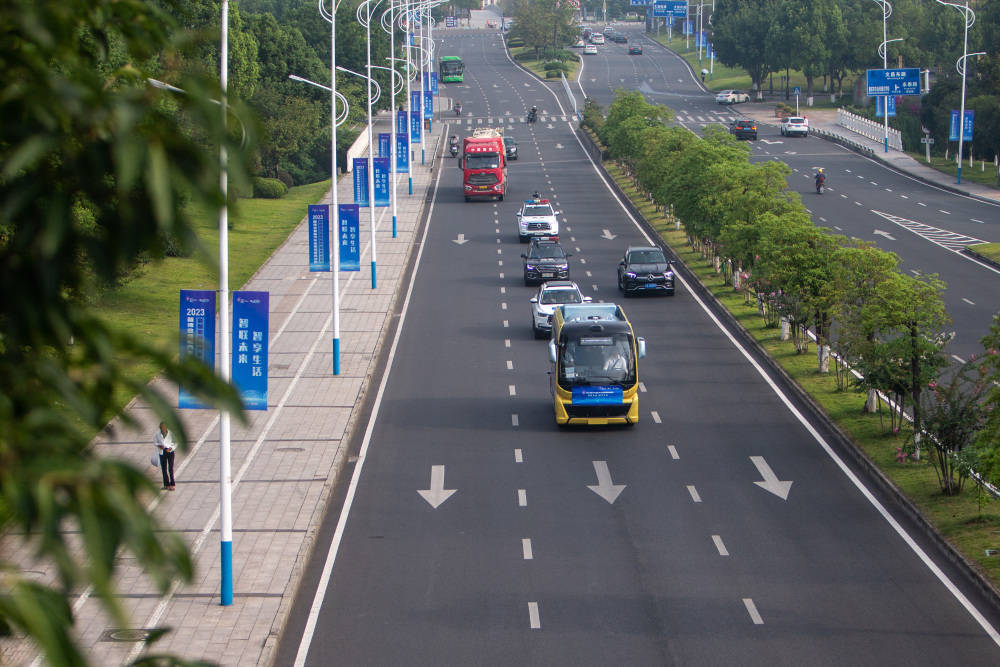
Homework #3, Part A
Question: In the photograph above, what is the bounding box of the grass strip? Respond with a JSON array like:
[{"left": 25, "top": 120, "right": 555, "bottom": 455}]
[
  {"left": 509, "top": 46, "right": 580, "bottom": 82},
  {"left": 604, "top": 160, "right": 1000, "bottom": 588}
]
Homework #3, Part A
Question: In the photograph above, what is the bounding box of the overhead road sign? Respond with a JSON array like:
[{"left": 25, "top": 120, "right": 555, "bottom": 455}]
[{"left": 866, "top": 68, "right": 921, "bottom": 96}]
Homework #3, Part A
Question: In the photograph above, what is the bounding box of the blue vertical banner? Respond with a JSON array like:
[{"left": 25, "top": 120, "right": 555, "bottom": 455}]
[
  {"left": 307, "top": 204, "right": 330, "bottom": 272},
  {"left": 352, "top": 158, "right": 369, "bottom": 206},
  {"left": 423, "top": 90, "right": 434, "bottom": 119},
  {"left": 875, "top": 95, "right": 897, "bottom": 118},
  {"left": 373, "top": 157, "right": 390, "bottom": 207},
  {"left": 410, "top": 91, "right": 422, "bottom": 141},
  {"left": 396, "top": 134, "right": 409, "bottom": 173},
  {"left": 378, "top": 132, "right": 391, "bottom": 158},
  {"left": 338, "top": 204, "right": 361, "bottom": 271},
  {"left": 396, "top": 109, "right": 408, "bottom": 137},
  {"left": 231, "top": 291, "right": 268, "bottom": 411},
  {"left": 949, "top": 109, "right": 974, "bottom": 141},
  {"left": 683, "top": 20, "right": 691, "bottom": 35},
  {"left": 430, "top": 72, "right": 439, "bottom": 95},
  {"left": 178, "top": 290, "right": 216, "bottom": 409},
  {"left": 410, "top": 90, "right": 421, "bottom": 116}
]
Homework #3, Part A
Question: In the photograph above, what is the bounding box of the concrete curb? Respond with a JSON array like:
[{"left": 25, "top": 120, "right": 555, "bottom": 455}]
[{"left": 577, "top": 125, "right": 1000, "bottom": 616}]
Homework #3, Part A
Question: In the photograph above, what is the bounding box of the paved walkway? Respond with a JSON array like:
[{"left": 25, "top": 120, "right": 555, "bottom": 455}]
[
  {"left": 745, "top": 104, "right": 1000, "bottom": 204},
  {"left": 0, "top": 118, "right": 444, "bottom": 666}
]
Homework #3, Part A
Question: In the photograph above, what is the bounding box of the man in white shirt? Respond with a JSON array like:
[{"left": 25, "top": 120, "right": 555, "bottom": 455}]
[{"left": 154, "top": 422, "right": 176, "bottom": 490}]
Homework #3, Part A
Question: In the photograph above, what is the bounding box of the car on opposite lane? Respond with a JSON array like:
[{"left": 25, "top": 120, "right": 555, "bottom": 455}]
[
  {"left": 729, "top": 119, "right": 757, "bottom": 140},
  {"left": 617, "top": 246, "right": 675, "bottom": 296},
  {"left": 528, "top": 281, "right": 590, "bottom": 338},
  {"left": 715, "top": 89, "right": 750, "bottom": 104},
  {"left": 522, "top": 239, "right": 571, "bottom": 286},
  {"left": 780, "top": 116, "right": 809, "bottom": 137},
  {"left": 628, "top": 44, "right": 643, "bottom": 55}
]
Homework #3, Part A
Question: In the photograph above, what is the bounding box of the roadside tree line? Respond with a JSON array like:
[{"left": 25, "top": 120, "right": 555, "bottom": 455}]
[{"left": 586, "top": 90, "right": 1000, "bottom": 494}]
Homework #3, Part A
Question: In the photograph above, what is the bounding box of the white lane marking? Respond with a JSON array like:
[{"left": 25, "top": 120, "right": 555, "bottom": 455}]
[
  {"left": 293, "top": 155, "right": 448, "bottom": 667},
  {"left": 687, "top": 485, "right": 702, "bottom": 503},
  {"left": 939, "top": 209, "right": 951, "bottom": 215},
  {"left": 592, "top": 284, "right": 599, "bottom": 292},
  {"left": 528, "top": 602, "right": 541, "bottom": 629},
  {"left": 743, "top": 598, "right": 764, "bottom": 625},
  {"left": 840, "top": 194, "right": 848, "bottom": 199},
  {"left": 962, "top": 298, "right": 975, "bottom": 305},
  {"left": 870, "top": 181, "right": 878, "bottom": 186},
  {"left": 576, "top": 111, "right": 1000, "bottom": 646},
  {"left": 918, "top": 202, "right": 927, "bottom": 207},
  {"left": 518, "top": 489, "right": 527, "bottom": 506},
  {"left": 953, "top": 354, "right": 967, "bottom": 364},
  {"left": 499, "top": 259, "right": 503, "bottom": 266},
  {"left": 586, "top": 270, "right": 592, "bottom": 277},
  {"left": 668, "top": 445, "right": 679, "bottom": 460},
  {"left": 514, "top": 448, "right": 523, "bottom": 462},
  {"left": 512, "top": 414, "right": 520, "bottom": 427},
  {"left": 503, "top": 320, "right": 509, "bottom": 328},
  {"left": 855, "top": 201, "right": 863, "bottom": 206},
  {"left": 712, "top": 535, "right": 729, "bottom": 556},
  {"left": 522, "top": 538, "right": 534, "bottom": 560},
  {"left": 505, "top": 339, "right": 511, "bottom": 348},
  {"left": 506, "top": 360, "right": 513, "bottom": 370},
  {"left": 509, "top": 385, "right": 516, "bottom": 397},
  {"left": 651, "top": 411, "right": 662, "bottom": 424},
  {"left": 579, "top": 258, "right": 586, "bottom": 264},
  {"left": 972, "top": 218, "right": 984, "bottom": 224},
  {"left": 500, "top": 286, "right": 506, "bottom": 294},
  {"left": 638, "top": 382, "right": 647, "bottom": 393},
  {"left": 570, "top": 236, "right": 576, "bottom": 242},
  {"left": 501, "top": 302, "right": 507, "bottom": 310},
  {"left": 499, "top": 272, "right": 504, "bottom": 279},
  {"left": 497, "top": 248, "right": 502, "bottom": 255},
  {"left": 901, "top": 194, "right": 909, "bottom": 199}
]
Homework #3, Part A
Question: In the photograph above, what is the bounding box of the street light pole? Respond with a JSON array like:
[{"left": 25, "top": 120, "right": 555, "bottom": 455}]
[
  {"left": 871, "top": 0, "right": 894, "bottom": 153},
  {"left": 361, "top": 0, "right": 379, "bottom": 288},
  {"left": 936, "top": 0, "right": 984, "bottom": 185}
]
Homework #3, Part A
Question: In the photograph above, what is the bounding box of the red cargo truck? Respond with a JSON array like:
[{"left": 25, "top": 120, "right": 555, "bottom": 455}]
[{"left": 460, "top": 128, "right": 508, "bottom": 202}]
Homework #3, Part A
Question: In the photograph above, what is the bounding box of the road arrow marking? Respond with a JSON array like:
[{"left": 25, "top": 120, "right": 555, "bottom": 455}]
[
  {"left": 417, "top": 465, "right": 457, "bottom": 508},
  {"left": 452, "top": 234, "right": 468, "bottom": 245},
  {"left": 601, "top": 229, "right": 617, "bottom": 240},
  {"left": 750, "top": 456, "right": 792, "bottom": 500},
  {"left": 555, "top": 143, "right": 564, "bottom": 149},
  {"left": 587, "top": 461, "right": 625, "bottom": 504},
  {"left": 873, "top": 229, "right": 896, "bottom": 241},
  {"left": 760, "top": 139, "right": 784, "bottom": 145}
]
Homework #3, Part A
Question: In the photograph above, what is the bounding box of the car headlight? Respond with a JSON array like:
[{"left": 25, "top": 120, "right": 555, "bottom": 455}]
[
  {"left": 525, "top": 264, "right": 535, "bottom": 271},
  {"left": 664, "top": 271, "right": 674, "bottom": 278},
  {"left": 625, "top": 271, "right": 636, "bottom": 278},
  {"left": 559, "top": 264, "right": 569, "bottom": 271},
  {"left": 464, "top": 185, "right": 472, "bottom": 191}
]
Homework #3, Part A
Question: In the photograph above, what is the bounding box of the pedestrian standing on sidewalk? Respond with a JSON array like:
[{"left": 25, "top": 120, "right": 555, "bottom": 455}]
[{"left": 154, "top": 421, "right": 176, "bottom": 491}]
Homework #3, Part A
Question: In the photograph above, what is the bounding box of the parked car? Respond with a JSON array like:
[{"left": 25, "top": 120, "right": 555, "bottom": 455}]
[
  {"left": 715, "top": 89, "right": 750, "bottom": 104},
  {"left": 628, "top": 45, "right": 643, "bottom": 55},
  {"left": 729, "top": 119, "right": 757, "bottom": 140},
  {"left": 583, "top": 44, "right": 598, "bottom": 55},
  {"left": 780, "top": 116, "right": 809, "bottom": 137}
]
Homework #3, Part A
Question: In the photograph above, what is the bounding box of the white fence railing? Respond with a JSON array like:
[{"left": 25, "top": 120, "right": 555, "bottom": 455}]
[{"left": 837, "top": 108, "right": 903, "bottom": 151}]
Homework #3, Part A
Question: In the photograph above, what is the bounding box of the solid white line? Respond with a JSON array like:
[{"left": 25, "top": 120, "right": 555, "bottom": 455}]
[
  {"left": 668, "top": 445, "right": 679, "bottom": 460},
  {"left": 522, "top": 538, "right": 534, "bottom": 560},
  {"left": 528, "top": 602, "right": 541, "bottom": 629},
  {"left": 512, "top": 414, "right": 519, "bottom": 427},
  {"left": 743, "top": 598, "right": 764, "bottom": 625},
  {"left": 569, "top": 126, "right": 1000, "bottom": 646},
  {"left": 509, "top": 384, "right": 516, "bottom": 396},
  {"left": 292, "top": 144, "right": 447, "bottom": 667},
  {"left": 712, "top": 535, "right": 729, "bottom": 556},
  {"left": 687, "top": 485, "right": 702, "bottom": 503},
  {"left": 518, "top": 489, "right": 527, "bottom": 506},
  {"left": 650, "top": 411, "right": 661, "bottom": 424}
]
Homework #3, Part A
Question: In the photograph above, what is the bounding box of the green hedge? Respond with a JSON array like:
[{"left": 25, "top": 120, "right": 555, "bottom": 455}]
[{"left": 252, "top": 177, "right": 288, "bottom": 199}]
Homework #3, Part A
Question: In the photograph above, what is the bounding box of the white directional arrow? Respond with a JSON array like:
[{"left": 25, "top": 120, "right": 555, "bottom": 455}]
[
  {"left": 452, "top": 234, "right": 468, "bottom": 245},
  {"left": 760, "top": 139, "right": 784, "bottom": 145},
  {"left": 546, "top": 123, "right": 554, "bottom": 129},
  {"left": 873, "top": 229, "right": 896, "bottom": 241},
  {"left": 601, "top": 229, "right": 617, "bottom": 240},
  {"left": 587, "top": 461, "right": 625, "bottom": 504},
  {"left": 750, "top": 456, "right": 792, "bottom": 500},
  {"left": 418, "top": 465, "right": 457, "bottom": 508}
]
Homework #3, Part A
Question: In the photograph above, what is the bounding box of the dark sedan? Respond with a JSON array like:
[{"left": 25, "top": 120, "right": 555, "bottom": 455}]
[
  {"left": 617, "top": 246, "right": 674, "bottom": 295},
  {"left": 628, "top": 45, "right": 643, "bottom": 55},
  {"left": 505, "top": 136, "right": 518, "bottom": 160},
  {"left": 729, "top": 119, "right": 757, "bottom": 140}
]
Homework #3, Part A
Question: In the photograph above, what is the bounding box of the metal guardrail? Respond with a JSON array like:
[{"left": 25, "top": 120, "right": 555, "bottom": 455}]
[{"left": 837, "top": 108, "right": 903, "bottom": 151}]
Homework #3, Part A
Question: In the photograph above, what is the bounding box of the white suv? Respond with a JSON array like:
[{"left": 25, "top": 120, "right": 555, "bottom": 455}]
[
  {"left": 516, "top": 198, "right": 560, "bottom": 243},
  {"left": 780, "top": 116, "right": 809, "bottom": 137}
]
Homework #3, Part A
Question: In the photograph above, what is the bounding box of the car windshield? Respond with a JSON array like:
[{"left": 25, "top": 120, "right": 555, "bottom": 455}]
[
  {"left": 788, "top": 117, "right": 806, "bottom": 124},
  {"left": 629, "top": 249, "right": 666, "bottom": 264},
  {"left": 531, "top": 246, "right": 565, "bottom": 259},
  {"left": 559, "top": 334, "right": 634, "bottom": 385},
  {"left": 523, "top": 205, "right": 552, "bottom": 217},
  {"left": 540, "top": 289, "right": 582, "bottom": 305},
  {"left": 465, "top": 153, "right": 500, "bottom": 169}
]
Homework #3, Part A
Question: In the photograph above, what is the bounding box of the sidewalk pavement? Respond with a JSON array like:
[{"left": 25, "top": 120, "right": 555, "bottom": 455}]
[
  {"left": 746, "top": 104, "right": 1000, "bottom": 204},
  {"left": 0, "top": 118, "right": 445, "bottom": 666}
]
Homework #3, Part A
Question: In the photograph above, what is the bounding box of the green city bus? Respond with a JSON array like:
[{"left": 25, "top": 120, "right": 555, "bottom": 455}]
[{"left": 439, "top": 56, "right": 465, "bottom": 83}]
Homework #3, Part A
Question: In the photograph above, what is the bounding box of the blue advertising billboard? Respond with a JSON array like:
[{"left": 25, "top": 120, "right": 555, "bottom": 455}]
[
  {"left": 949, "top": 109, "right": 974, "bottom": 141},
  {"left": 338, "top": 204, "right": 360, "bottom": 271},
  {"left": 232, "top": 291, "right": 268, "bottom": 411},
  {"left": 307, "top": 204, "right": 330, "bottom": 272},
  {"left": 352, "top": 158, "right": 369, "bottom": 207},
  {"left": 396, "top": 133, "right": 409, "bottom": 173},
  {"left": 378, "top": 132, "right": 391, "bottom": 158},
  {"left": 178, "top": 290, "right": 216, "bottom": 410},
  {"left": 866, "top": 68, "right": 921, "bottom": 96},
  {"left": 373, "top": 157, "right": 390, "bottom": 207}
]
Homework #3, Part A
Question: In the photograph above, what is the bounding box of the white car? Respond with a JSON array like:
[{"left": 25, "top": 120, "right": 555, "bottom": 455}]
[
  {"left": 780, "top": 116, "right": 809, "bottom": 137},
  {"left": 529, "top": 281, "right": 590, "bottom": 338},
  {"left": 590, "top": 34, "right": 605, "bottom": 44},
  {"left": 715, "top": 89, "right": 750, "bottom": 104},
  {"left": 516, "top": 198, "right": 560, "bottom": 243},
  {"left": 583, "top": 44, "right": 598, "bottom": 55}
]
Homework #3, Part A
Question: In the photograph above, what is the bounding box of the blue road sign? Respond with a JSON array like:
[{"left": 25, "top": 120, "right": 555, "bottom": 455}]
[
  {"left": 178, "top": 290, "right": 216, "bottom": 410},
  {"left": 307, "top": 205, "right": 330, "bottom": 272},
  {"left": 866, "top": 68, "right": 921, "bottom": 96},
  {"left": 231, "top": 291, "right": 268, "bottom": 411}
]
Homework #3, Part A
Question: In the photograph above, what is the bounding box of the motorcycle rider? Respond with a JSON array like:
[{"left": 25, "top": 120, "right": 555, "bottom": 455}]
[
  {"left": 815, "top": 168, "right": 825, "bottom": 193},
  {"left": 528, "top": 105, "right": 537, "bottom": 122},
  {"left": 454, "top": 100, "right": 462, "bottom": 115},
  {"left": 448, "top": 135, "right": 459, "bottom": 157}
]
